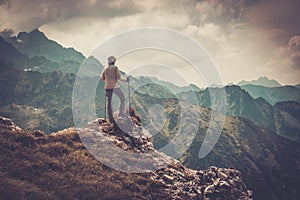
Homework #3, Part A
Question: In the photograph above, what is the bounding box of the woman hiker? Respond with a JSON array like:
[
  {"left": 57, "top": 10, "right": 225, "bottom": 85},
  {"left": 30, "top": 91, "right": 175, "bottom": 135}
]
[{"left": 101, "top": 56, "right": 129, "bottom": 123}]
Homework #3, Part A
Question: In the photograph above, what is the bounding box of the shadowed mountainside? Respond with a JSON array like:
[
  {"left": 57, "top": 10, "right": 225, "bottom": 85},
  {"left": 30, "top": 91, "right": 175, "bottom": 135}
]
[
  {"left": 273, "top": 101, "right": 300, "bottom": 140},
  {"left": 0, "top": 62, "right": 78, "bottom": 132},
  {"left": 1, "top": 29, "right": 84, "bottom": 74},
  {"left": 178, "top": 85, "right": 300, "bottom": 141},
  {"left": 178, "top": 86, "right": 276, "bottom": 131},
  {"left": 0, "top": 30, "right": 102, "bottom": 74},
  {"left": 130, "top": 96, "right": 300, "bottom": 200}
]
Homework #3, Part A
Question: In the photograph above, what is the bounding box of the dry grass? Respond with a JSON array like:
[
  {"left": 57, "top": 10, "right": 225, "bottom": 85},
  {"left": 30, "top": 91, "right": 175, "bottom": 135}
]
[{"left": 0, "top": 128, "right": 170, "bottom": 200}]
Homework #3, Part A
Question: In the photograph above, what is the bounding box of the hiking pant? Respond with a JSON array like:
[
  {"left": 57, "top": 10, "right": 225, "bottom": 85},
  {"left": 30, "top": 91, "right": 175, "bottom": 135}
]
[{"left": 106, "top": 87, "right": 125, "bottom": 121}]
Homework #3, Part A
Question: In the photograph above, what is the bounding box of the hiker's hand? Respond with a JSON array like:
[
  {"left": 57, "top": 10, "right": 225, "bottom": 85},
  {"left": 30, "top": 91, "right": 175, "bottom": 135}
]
[{"left": 126, "top": 76, "right": 130, "bottom": 82}]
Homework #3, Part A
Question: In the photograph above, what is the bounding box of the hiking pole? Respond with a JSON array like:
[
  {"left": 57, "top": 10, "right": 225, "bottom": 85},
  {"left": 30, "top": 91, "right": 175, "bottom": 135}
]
[
  {"left": 127, "top": 77, "right": 131, "bottom": 110},
  {"left": 104, "top": 91, "right": 107, "bottom": 120}
]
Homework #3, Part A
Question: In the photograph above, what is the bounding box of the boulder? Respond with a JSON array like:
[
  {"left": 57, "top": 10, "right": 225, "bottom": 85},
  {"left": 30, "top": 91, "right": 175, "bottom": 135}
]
[{"left": 163, "top": 174, "right": 174, "bottom": 184}]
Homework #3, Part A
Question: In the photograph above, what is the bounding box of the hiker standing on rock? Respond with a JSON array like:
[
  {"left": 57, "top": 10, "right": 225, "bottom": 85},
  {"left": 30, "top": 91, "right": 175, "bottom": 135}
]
[{"left": 101, "top": 56, "right": 129, "bottom": 123}]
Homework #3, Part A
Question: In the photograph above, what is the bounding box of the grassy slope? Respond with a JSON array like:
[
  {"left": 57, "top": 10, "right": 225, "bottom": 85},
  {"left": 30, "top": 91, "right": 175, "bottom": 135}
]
[{"left": 0, "top": 127, "right": 170, "bottom": 200}]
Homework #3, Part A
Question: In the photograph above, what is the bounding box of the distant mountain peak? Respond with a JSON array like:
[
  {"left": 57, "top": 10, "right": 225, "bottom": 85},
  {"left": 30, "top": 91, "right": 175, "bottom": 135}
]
[
  {"left": 0, "top": 29, "right": 14, "bottom": 39},
  {"left": 1, "top": 29, "right": 87, "bottom": 74},
  {"left": 16, "top": 29, "right": 45, "bottom": 42},
  {"left": 238, "top": 76, "right": 281, "bottom": 87}
]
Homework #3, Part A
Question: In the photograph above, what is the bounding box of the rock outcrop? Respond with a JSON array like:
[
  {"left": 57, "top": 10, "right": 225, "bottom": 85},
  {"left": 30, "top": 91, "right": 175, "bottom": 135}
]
[
  {"left": 83, "top": 115, "right": 253, "bottom": 199},
  {"left": 0, "top": 115, "right": 22, "bottom": 132},
  {"left": 0, "top": 115, "right": 253, "bottom": 199},
  {"left": 151, "top": 164, "right": 252, "bottom": 199}
]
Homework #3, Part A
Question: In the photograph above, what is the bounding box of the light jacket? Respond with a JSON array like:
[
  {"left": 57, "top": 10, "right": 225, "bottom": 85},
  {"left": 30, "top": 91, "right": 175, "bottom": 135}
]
[{"left": 101, "top": 65, "right": 124, "bottom": 89}]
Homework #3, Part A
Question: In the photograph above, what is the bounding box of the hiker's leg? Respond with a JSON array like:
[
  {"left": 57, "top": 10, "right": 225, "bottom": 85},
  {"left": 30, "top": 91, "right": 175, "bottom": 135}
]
[
  {"left": 114, "top": 88, "right": 125, "bottom": 116},
  {"left": 106, "top": 89, "right": 114, "bottom": 121}
]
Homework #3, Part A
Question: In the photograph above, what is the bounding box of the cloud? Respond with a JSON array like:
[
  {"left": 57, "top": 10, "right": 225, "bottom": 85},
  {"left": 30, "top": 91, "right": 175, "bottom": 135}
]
[
  {"left": 244, "top": 0, "right": 300, "bottom": 44},
  {"left": 239, "top": 0, "right": 300, "bottom": 84},
  {"left": 1, "top": 0, "right": 299, "bottom": 85},
  {"left": 0, "top": 0, "right": 142, "bottom": 32},
  {"left": 288, "top": 35, "right": 300, "bottom": 67},
  {"left": 289, "top": 36, "right": 300, "bottom": 50},
  {"left": 0, "top": 0, "right": 8, "bottom": 5},
  {"left": 194, "top": 0, "right": 244, "bottom": 24}
]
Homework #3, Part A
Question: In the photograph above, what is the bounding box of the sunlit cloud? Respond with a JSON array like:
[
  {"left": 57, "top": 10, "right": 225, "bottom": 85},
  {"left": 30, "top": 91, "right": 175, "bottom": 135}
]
[{"left": 1, "top": 0, "right": 299, "bottom": 86}]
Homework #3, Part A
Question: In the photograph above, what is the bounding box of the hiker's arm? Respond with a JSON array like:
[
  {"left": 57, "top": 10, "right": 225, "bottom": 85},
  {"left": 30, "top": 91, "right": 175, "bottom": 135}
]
[
  {"left": 116, "top": 67, "right": 127, "bottom": 82},
  {"left": 101, "top": 69, "right": 106, "bottom": 82}
]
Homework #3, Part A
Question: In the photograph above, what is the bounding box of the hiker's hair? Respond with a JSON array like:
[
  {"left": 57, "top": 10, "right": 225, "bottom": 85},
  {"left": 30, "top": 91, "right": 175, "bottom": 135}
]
[{"left": 108, "top": 56, "right": 116, "bottom": 65}]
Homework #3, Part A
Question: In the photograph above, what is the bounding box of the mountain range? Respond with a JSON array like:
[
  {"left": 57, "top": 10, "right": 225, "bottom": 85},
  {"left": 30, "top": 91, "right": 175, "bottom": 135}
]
[
  {"left": 240, "top": 84, "right": 300, "bottom": 105},
  {"left": 130, "top": 92, "right": 300, "bottom": 200},
  {"left": 0, "top": 29, "right": 300, "bottom": 200},
  {"left": 0, "top": 29, "right": 102, "bottom": 74},
  {"left": 177, "top": 86, "right": 300, "bottom": 141},
  {"left": 238, "top": 76, "right": 281, "bottom": 87}
]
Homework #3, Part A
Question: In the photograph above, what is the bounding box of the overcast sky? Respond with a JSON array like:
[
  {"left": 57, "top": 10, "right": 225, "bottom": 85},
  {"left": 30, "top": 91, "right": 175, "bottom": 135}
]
[{"left": 1, "top": 0, "right": 299, "bottom": 87}]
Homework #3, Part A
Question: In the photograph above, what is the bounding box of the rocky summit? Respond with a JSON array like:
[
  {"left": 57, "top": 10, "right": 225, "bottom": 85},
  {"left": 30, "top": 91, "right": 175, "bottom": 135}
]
[
  {"left": 0, "top": 115, "right": 252, "bottom": 199},
  {"left": 152, "top": 165, "right": 252, "bottom": 200},
  {"left": 0, "top": 115, "right": 22, "bottom": 132}
]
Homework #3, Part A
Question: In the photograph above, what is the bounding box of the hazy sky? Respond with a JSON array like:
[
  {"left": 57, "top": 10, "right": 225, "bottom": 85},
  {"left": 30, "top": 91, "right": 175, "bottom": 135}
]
[{"left": 1, "top": 0, "right": 300, "bottom": 86}]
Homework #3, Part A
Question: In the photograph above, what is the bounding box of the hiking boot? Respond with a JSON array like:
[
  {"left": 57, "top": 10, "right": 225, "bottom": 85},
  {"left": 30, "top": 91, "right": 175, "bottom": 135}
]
[{"left": 109, "top": 118, "right": 115, "bottom": 124}]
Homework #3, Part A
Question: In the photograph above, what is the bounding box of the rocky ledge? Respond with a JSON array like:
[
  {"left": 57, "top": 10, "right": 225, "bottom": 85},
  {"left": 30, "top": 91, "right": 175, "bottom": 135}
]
[
  {"left": 0, "top": 115, "right": 253, "bottom": 199},
  {"left": 83, "top": 116, "right": 253, "bottom": 199},
  {"left": 152, "top": 164, "right": 252, "bottom": 199},
  {"left": 0, "top": 116, "right": 22, "bottom": 132}
]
